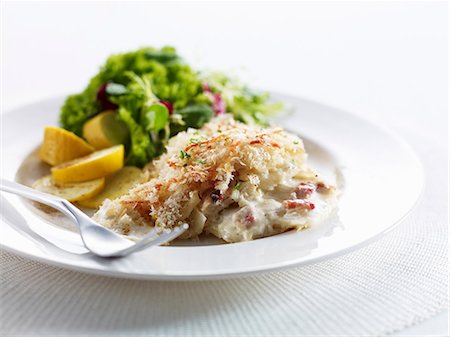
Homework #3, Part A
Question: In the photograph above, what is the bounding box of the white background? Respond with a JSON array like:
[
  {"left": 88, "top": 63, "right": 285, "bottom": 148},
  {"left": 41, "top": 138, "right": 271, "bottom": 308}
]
[{"left": 1, "top": 1, "right": 448, "bottom": 336}]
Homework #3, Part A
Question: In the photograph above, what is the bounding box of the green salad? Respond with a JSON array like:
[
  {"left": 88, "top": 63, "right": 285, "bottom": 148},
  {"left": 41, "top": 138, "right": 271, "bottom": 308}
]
[{"left": 60, "top": 46, "right": 282, "bottom": 167}]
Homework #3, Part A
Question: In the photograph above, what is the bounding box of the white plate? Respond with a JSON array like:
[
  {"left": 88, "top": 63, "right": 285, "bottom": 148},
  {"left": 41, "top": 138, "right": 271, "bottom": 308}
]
[{"left": 0, "top": 94, "right": 423, "bottom": 280}]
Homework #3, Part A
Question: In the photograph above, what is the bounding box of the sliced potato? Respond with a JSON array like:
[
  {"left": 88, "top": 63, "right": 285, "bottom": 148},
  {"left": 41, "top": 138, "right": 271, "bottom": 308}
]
[
  {"left": 78, "top": 166, "right": 143, "bottom": 208},
  {"left": 39, "top": 126, "right": 94, "bottom": 166},
  {"left": 83, "top": 111, "right": 129, "bottom": 150},
  {"left": 51, "top": 145, "right": 124, "bottom": 183},
  {"left": 32, "top": 175, "right": 105, "bottom": 202}
]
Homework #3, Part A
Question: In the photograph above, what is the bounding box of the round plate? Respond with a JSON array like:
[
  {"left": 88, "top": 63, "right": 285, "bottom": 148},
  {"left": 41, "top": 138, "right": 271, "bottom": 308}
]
[{"left": 0, "top": 94, "right": 423, "bottom": 280}]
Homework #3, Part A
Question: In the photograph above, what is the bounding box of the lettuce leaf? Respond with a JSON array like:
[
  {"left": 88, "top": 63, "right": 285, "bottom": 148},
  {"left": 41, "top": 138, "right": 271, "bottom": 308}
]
[{"left": 117, "top": 106, "right": 154, "bottom": 167}]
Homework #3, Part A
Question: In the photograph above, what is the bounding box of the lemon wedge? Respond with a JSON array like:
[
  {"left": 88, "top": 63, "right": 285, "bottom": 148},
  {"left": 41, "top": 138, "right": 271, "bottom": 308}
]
[
  {"left": 32, "top": 175, "right": 105, "bottom": 202},
  {"left": 51, "top": 145, "right": 124, "bottom": 183},
  {"left": 39, "top": 126, "right": 94, "bottom": 166},
  {"left": 83, "top": 111, "right": 129, "bottom": 150},
  {"left": 78, "top": 166, "right": 143, "bottom": 208}
]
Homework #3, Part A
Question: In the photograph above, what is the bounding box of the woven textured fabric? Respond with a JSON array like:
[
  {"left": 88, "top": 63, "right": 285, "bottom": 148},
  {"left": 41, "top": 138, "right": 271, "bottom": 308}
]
[{"left": 0, "top": 130, "right": 448, "bottom": 336}]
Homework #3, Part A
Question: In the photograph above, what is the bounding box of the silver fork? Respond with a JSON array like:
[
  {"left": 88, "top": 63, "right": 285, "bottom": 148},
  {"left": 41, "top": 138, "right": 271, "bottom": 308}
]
[{"left": 0, "top": 179, "right": 188, "bottom": 257}]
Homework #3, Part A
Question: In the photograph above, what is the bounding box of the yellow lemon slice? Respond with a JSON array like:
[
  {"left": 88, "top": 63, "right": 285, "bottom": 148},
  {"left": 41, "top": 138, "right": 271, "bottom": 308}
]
[
  {"left": 78, "top": 166, "right": 144, "bottom": 208},
  {"left": 51, "top": 145, "right": 124, "bottom": 183},
  {"left": 32, "top": 175, "right": 105, "bottom": 202},
  {"left": 39, "top": 126, "right": 94, "bottom": 166},
  {"left": 83, "top": 111, "right": 129, "bottom": 150}
]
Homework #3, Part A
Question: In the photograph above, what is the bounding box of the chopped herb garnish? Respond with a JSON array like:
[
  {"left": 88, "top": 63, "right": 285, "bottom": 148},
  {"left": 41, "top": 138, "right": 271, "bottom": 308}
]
[
  {"left": 183, "top": 163, "right": 188, "bottom": 167},
  {"left": 179, "top": 149, "right": 191, "bottom": 159},
  {"left": 293, "top": 141, "right": 299, "bottom": 144},
  {"left": 217, "top": 129, "right": 222, "bottom": 133},
  {"left": 234, "top": 181, "right": 242, "bottom": 190},
  {"left": 189, "top": 135, "right": 206, "bottom": 145},
  {"left": 196, "top": 159, "right": 206, "bottom": 164}
]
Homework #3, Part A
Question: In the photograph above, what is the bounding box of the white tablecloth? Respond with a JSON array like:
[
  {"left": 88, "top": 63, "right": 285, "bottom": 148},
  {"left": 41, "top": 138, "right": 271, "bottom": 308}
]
[{"left": 1, "top": 2, "right": 448, "bottom": 336}]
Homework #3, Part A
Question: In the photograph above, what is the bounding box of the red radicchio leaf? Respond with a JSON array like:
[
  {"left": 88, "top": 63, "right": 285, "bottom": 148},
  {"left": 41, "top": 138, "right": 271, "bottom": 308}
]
[
  {"left": 213, "top": 93, "right": 226, "bottom": 116},
  {"left": 203, "top": 82, "right": 226, "bottom": 116},
  {"left": 96, "top": 83, "right": 118, "bottom": 110},
  {"left": 202, "top": 83, "right": 211, "bottom": 92},
  {"left": 159, "top": 100, "right": 174, "bottom": 114}
]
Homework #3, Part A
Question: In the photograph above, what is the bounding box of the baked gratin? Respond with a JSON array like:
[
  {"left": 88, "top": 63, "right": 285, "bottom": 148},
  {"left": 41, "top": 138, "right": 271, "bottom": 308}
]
[{"left": 93, "top": 115, "right": 337, "bottom": 243}]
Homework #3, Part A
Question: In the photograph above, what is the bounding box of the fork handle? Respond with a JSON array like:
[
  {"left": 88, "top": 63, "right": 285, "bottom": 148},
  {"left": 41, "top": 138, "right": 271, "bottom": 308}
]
[{"left": 0, "top": 178, "right": 78, "bottom": 223}]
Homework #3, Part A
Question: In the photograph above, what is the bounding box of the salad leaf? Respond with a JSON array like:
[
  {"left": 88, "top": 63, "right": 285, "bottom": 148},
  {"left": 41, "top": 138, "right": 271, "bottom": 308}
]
[
  {"left": 60, "top": 93, "right": 100, "bottom": 136},
  {"left": 105, "top": 83, "right": 127, "bottom": 96},
  {"left": 200, "top": 72, "right": 283, "bottom": 125},
  {"left": 174, "top": 104, "right": 214, "bottom": 129},
  {"left": 117, "top": 106, "right": 154, "bottom": 167},
  {"left": 145, "top": 47, "right": 180, "bottom": 63},
  {"left": 110, "top": 72, "right": 168, "bottom": 165},
  {"left": 141, "top": 104, "right": 169, "bottom": 132},
  {"left": 169, "top": 104, "right": 214, "bottom": 136}
]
